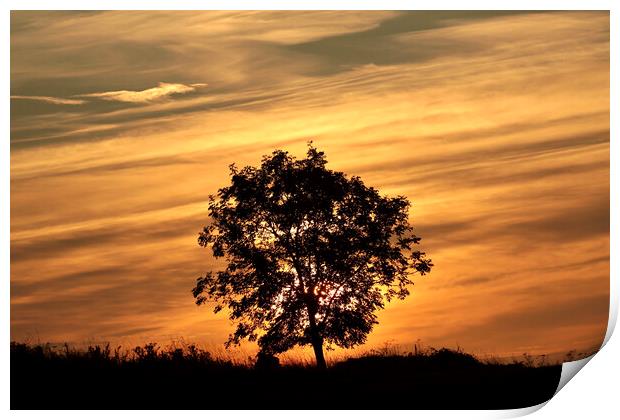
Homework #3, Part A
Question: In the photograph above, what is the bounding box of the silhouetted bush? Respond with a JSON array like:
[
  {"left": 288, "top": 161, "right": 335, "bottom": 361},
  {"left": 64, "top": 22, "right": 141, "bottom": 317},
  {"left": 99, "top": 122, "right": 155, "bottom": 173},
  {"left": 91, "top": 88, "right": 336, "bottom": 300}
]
[{"left": 254, "top": 351, "right": 280, "bottom": 369}]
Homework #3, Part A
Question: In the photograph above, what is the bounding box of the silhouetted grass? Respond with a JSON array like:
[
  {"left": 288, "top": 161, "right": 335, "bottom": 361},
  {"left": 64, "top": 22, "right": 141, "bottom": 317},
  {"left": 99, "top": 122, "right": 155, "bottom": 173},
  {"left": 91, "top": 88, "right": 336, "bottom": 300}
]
[{"left": 11, "top": 341, "right": 562, "bottom": 409}]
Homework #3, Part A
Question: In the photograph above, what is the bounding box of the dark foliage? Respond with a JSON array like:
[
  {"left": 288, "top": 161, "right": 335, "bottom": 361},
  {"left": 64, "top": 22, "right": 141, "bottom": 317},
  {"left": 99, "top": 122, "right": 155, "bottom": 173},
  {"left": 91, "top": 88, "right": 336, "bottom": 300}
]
[
  {"left": 192, "top": 144, "right": 432, "bottom": 367},
  {"left": 11, "top": 342, "right": 561, "bottom": 409}
]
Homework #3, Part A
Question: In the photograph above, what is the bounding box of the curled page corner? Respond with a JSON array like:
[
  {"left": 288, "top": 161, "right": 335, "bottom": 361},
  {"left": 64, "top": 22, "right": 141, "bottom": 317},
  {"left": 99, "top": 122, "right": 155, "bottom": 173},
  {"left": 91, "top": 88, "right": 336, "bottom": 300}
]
[
  {"left": 512, "top": 293, "right": 616, "bottom": 415},
  {"left": 500, "top": 353, "right": 599, "bottom": 418},
  {"left": 554, "top": 353, "right": 596, "bottom": 396},
  {"left": 551, "top": 290, "right": 620, "bottom": 396},
  {"left": 602, "top": 291, "right": 618, "bottom": 348},
  {"left": 494, "top": 401, "right": 548, "bottom": 418}
]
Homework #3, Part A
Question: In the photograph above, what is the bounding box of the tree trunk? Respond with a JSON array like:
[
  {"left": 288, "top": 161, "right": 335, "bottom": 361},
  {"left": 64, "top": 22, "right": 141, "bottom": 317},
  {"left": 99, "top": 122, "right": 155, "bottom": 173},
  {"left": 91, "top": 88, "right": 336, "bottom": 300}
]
[
  {"left": 311, "top": 332, "right": 327, "bottom": 370},
  {"left": 307, "top": 307, "right": 327, "bottom": 369}
]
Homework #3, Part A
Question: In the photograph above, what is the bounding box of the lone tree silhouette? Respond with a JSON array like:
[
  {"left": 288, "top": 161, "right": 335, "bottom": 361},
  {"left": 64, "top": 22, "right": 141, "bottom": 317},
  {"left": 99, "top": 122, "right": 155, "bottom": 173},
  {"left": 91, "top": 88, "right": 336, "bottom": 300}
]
[{"left": 192, "top": 144, "right": 432, "bottom": 369}]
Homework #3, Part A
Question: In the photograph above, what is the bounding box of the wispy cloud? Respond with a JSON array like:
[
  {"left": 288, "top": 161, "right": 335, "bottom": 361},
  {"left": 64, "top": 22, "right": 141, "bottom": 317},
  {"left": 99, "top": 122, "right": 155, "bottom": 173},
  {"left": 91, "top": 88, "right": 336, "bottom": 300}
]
[
  {"left": 79, "top": 82, "right": 208, "bottom": 103},
  {"left": 11, "top": 95, "right": 86, "bottom": 105},
  {"left": 11, "top": 82, "right": 207, "bottom": 108}
]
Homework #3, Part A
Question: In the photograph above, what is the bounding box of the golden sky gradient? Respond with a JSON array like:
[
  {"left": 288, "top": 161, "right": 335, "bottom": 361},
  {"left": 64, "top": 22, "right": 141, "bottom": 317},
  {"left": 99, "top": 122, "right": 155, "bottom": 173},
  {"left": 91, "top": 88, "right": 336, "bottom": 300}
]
[{"left": 10, "top": 11, "right": 609, "bottom": 358}]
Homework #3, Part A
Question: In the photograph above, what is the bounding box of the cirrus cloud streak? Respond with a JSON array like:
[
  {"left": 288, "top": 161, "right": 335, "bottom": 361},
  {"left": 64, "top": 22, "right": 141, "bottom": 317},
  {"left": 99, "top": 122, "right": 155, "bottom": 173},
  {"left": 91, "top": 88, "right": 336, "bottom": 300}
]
[{"left": 79, "top": 82, "right": 208, "bottom": 103}]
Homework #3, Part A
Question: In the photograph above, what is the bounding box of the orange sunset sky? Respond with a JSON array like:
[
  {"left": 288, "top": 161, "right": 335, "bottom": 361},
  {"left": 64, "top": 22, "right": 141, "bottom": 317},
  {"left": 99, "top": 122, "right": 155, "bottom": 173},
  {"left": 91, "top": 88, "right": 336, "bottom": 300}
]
[{"left": 10, "top": 11, "right": 609, "bottom": 358}]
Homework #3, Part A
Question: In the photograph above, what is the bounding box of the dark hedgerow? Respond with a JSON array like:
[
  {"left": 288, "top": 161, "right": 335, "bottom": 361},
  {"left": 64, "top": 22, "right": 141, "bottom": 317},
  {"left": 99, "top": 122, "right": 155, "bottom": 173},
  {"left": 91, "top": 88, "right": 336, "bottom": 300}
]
[{"left": 10, "top": 341, "right": 562, "bottom": 409}]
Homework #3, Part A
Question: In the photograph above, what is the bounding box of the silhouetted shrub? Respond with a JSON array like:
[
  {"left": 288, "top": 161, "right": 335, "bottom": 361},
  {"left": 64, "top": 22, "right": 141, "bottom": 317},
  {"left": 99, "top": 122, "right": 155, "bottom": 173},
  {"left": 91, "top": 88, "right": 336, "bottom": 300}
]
[{"left": 254, "top": 351, "right": 280, "bottom": 369}]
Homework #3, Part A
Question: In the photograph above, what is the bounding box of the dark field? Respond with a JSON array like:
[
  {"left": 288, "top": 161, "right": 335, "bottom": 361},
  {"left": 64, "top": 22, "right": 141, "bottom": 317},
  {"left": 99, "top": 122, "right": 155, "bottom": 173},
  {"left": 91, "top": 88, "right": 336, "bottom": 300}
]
[{"left": 11, "top": 342, "right": 561, "bottom": 409}]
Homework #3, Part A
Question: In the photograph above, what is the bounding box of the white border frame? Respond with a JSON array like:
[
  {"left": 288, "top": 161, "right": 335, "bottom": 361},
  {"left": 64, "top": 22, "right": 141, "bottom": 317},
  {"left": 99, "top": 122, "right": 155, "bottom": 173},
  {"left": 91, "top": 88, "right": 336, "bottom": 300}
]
[{"left": 2, "top": 1, "right": 617, "bottom": 418}]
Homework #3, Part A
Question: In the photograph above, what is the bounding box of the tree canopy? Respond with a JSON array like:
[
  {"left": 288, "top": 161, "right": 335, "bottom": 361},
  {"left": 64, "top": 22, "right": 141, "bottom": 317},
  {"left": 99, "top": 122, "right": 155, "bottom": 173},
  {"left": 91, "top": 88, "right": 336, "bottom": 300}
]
[{"left": 192, "top": 144, "right": 432, "bottom": 368}]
